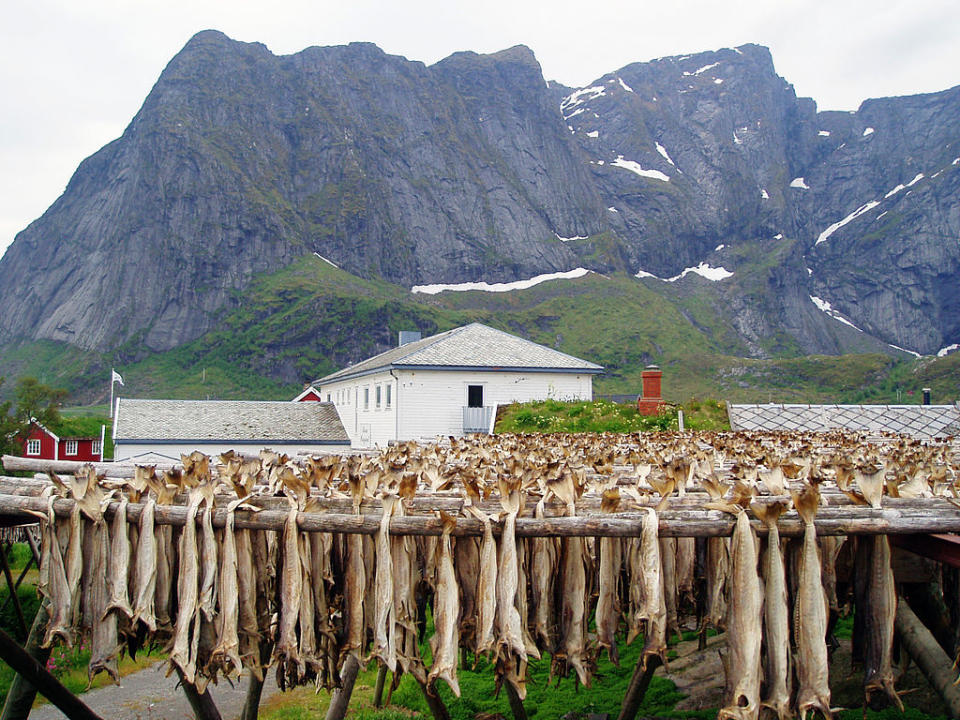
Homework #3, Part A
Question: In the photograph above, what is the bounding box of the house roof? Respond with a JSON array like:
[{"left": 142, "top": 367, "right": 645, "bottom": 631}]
[
  {"left": 315, "top": 323, "right": 603, "bottom": 385},
  {"left": 114, "top": 399, "right": 349, "bottom": 444},
  {"left": 727, "top": 403, "right": 960, "bottom": 439}
]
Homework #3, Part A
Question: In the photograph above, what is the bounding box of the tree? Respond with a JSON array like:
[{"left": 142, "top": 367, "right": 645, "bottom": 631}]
[
  {"left": 0, "top": 378, "right": 17, "bottom": 456},
  {"left": 13, "top": 377, "right": 67, "bottom": 429}
]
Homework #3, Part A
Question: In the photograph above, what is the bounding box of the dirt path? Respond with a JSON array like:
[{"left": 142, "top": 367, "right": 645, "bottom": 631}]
[{"left": 27, "top": 664, "right": 280, "bottom": 720}]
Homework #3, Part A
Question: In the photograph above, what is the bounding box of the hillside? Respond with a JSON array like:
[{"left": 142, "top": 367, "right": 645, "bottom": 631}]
[{"left": 0, "top": 31, "right": 958, "bottom": 402}]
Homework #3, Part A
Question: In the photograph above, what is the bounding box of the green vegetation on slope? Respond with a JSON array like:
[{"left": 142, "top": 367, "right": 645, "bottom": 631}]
[{"left": 2, "top": 255, "right": 957, "bottom": 407}]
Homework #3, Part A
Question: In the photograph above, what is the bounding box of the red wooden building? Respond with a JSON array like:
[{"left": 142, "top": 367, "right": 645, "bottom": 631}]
[{"left": 20, "top": 420, "right": 104, "bottom": 462}]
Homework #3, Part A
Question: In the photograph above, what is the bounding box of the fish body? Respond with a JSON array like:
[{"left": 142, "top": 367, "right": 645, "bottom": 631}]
[
  {"left": 717, "top": 511, "right": 763, "bottom": 720},
  {"left": 753, "top": 502, "right": 791, "bottom": 720},
  {"left": 104, "top": 495, "right": 133, "bottom": 620},
  {"left": 131, "top": 496, "right": 157, "bottom": 631},
  {"left": 428, "top": 512, "right": 460, "bottom": 696},
  {"left": 855, "top": 536, "right": 902, "bottom": 711},
  {"left": 792, "top": 485, "right": 832, "bottom": 720},
  {"left": 372, "top": 497, "right": 397, "bottom": 671}
]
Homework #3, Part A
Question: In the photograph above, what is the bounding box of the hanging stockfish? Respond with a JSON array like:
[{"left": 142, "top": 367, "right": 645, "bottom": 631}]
[
  {"left": 659, "top": 537, "right": 680, "bottom": 641},
  {"left": 596, "top": 487, "right": 622, "bottom": 666},
  {"left": 676, "top": 536, "right": 696, "bottom": 609},
  {"left": 104, "top": 493, "right": 134, "bottom": 620},
  {"left": 454, "top": 531, "right": 480, "bottom": 653},
  {"left": 529, "top": 499, "right": 557, "bottom": 652},
  {"left": 210, "top": 498, "right": 247, "bottom": 680},
  {"left": 81, "top": 470, "right": 120, "bottom": 685},
  {"left": 464, "top": 505, "right": 497, "bottom": 656},
  {"left": 131, "top": 487, "right": 157, "bottom": 632},
  {"left": 752, "top": 500, "right": 791, "bottom": 720},
  {"left": 514, "top": 533, "right": 538, "bottom": 657},
  {"left": 791, "top": 484, "right": 832, "bottom": 720},
  {"left": 296, "top": 517, "right": 321, "bottom": 682},
  {"left": 275, "top": 501, "right": 305, "bottom": 682},
  {"left": 371, "top": 495, "right": 399, "bottom": 672},
  {"left": 716, "top": 509, "right": 763, "bottom": 720},
  {"left": 38, "top": 489, "right": 73, "bottom": 648},
  {"left": 427, "top": 511, "right": 460, "bottom": 697},
  {"left": 342, "top": 474, "right": 367, "bottom": 665},
  {"left": 309, "top": 520, "right": 339, "bottom": 690},
  {"left": 391, "top": 490, "right": 426, "bottom": 688},
  {"left": 854, "top": 535, "right": 902, "bottom": 711},
  {"left": 168, "top": 483, "right": 203, "bottom": 684},
  {"left": 153, "top": 470, "right": 178, "bottom": 633},
  {"left": 639, "top": 507, "right": 668, "bottom": 670}
]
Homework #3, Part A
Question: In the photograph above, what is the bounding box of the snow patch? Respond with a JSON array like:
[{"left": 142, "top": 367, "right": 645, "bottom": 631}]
[
  {"left": 611, "top": 155, "right": 670, "bottom": 182},
  {"left": 635, "top": 262, "right": 733, "bottom": 282},
  {"left": 714, "top": 78, "right": 723, "bottom": 85},
  {"left": 586, "top": 130, "right": 599, "bottom": 138},
  {"left": 733, "top": 131, "right": 743, "bottom": 145},
  {"left": 714, "top": 244, "right": 725, "bottom": 252},
  {"left": 884, "top": 183, "right": 906, "bottom": 199},
  {"left": 561, "top": 86, "right": 606, "bottom": 110},
  {"left": 806, "top": 267, "right": 813, "bottom": 276},
  {"left": 313, "top": 252, "right": 338, "bottom": 268},
  {"left": 607, "top": 206, "right": 618, "bottom": 212},
  {"left": 655, "top": 143, "right": 676, "bottom": 166},
  {"left": 815, "top": 200, "right": 880, "bottom": 245},
  {"left": 617, "top": 77, "right": 634, "bottom": 93},
  {"left": 691, "top": 62, "right": 720, "bottom": 75},
  {"left": 565, "top": 107, "right": 585, "bottom": 119},
  {"left": 761, "top": 189, "right": 770, "bottom": 200},
  {"left": 937, "top": 343, "right": 959, "bottom": 357},
  {"left": 809, "top": 295, "right": 863, "bottom": 332},
  {"left": 888, "top": 343, "right": 921, "bottom": 358},
  {"left": 906, "top": 173, "right": 925, "bottom": 187},
  {"left": 789, "top": 177, "right": 809, "bottom": 189},
  {"left": 412, "top": 268, "right": 592, "bottom": 295},
  {"left": 818, "top": 130, "right": 831, "bottom": 137},
  {"left": 555, "top": 233, "right": 588, "bottom": 242},
  {"left": 953, "top": 157, "right": 960, "bottom": 165},
  {"left": 732, "top": 47, "right": 744, "bottom": 55},
  {"left": 862, "top": 127, "right": 874, "bottom": 136},
  {"left": 774, "top": 233, "right": 783, "bottom": 240}
]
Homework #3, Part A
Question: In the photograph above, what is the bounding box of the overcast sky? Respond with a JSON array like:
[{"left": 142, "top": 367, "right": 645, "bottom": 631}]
[{"left": 2, "top": 0, "right": 958, "bottom": 258}]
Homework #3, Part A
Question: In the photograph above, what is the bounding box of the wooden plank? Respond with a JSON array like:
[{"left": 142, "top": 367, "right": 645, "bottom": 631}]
[{"left": 891, "top": 533, "right": 960, "bottom": 569}]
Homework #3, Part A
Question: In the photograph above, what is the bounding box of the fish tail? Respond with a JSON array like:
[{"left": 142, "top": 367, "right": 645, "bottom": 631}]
[
  {"left": 751, "top": 499, "right": 789, "bottom": 527},
  {"left": 791, "top": 484, "right": 820, "bottom": 524}
]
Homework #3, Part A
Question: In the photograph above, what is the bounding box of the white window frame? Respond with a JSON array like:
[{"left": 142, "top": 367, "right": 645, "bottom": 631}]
[
  {"left": 64, "top": 440, "right": 78, "bottom": 456},
  {"left": 364, "top": 387, "right": 370, "bottom": 410},
  {"left": 26, "top": 439, "right": 40, "bottom": 456},
  {"left": 91, "top": 440, "right": 102, "bottom": 456},
  {"left": 375, "top": 384, "right": 382, "bottom": 409},
  {"left": 385, "top": 384, "right": 392, "bottom": 409}
]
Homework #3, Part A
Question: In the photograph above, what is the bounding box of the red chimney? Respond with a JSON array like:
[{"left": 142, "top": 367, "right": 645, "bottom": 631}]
[{"left": 637, "top": 365, "right": 666, "bottom": 415}]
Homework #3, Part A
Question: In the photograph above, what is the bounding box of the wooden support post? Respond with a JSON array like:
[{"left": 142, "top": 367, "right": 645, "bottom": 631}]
[
  {"left": 418, "top": 680, "right": 452, "bottom": 720},
  {"left": 0, "top": 624, "right": 103, "bottom": 720},
  {"left": 373, "top": 662, "right": 388, "bottom": 708},
  {"left": 24, "top": 529, "right": 41, "bottom": 567},
  {"left": 0, "top": 555, "right": 34, "bottom": 618},
  {"left": 325, "top": 655, "right": 361, "bottom": 720},
  {"left": 175, "top": 668, "right": 223, "bottom": 720},
  {"left": 0, "top": 602, "right": 52, "bottom": 720},
  {"left": 616, "top": 655, "right": 663, "bottom": 720},
  {"left": 503, "top": 680, "right": 528, "bottom": 720},
  {"left": 0, "top": 544, "right": 27, "bottom": 639},
  {"left": 895, "top": 598, "right": 960, "bottom": 718},
  {"left": 239, "top": 641, "right": 274, "bottom": 720}
]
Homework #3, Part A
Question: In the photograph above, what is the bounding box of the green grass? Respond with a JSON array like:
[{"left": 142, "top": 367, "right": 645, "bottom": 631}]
[{"left": 495, "top": 398, "right": 730, "bottom": 434}]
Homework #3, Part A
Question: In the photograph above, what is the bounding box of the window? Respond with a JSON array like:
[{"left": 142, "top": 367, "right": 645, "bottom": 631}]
[
  {"left": 468, "top": 385, "right": 484, "bottom": 408},
  {"left": 364, "top": 387, "right": 370, "bottom": 410},
  {"left": 26, "top": 439, "right": 40, "bottom": 456},
  {"left": 385, "top": 384, "right": 392, "bottom": 408},
  {"left": 326, "top": 393, "right": 331, "bottom": 402},
  {"left": 91, "top": 440, "right": 102, "bottom": 456},
  {"left": 65, "top": 440, "right": 78, "bottom": 456},
  {"left": 375, "top": 385, "right": 382, "bottom": 409}
]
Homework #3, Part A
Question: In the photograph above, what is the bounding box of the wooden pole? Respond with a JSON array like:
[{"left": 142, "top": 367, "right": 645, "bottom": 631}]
[
  {"left": 373, "top": 663, "right": 388, "bottom": 707},
  {"left": 616, "top": 655, "right": 663, "bottom": 720},
  {"left": 2, "top": 491, "right": 960, "bottom": 538},
  {"left": 418, "top": 680, "right": 452, "bottom": 720},
  {"left": 325, "top": 655, "right": 360, "bottom": 720},
  {"left": 175, "top": 668, "right": 223, "bottom": 720},
  {"left": 895, "top": 598, "right": 960, "bottom": 717},
  {"left": 0, "top": 544, "right": 27, "bottom": 639},
  {"left": 0, "top": 602, "right": 52, "bottom": 720},
  {"left": 0, "top": 624, "right": 104, "bottom": 720},
  {"left": 239, "top": 641, "right": 274, "bottom": 720},
  {"left": 503, "top": 680, "right": 528, "bottom": 720}
]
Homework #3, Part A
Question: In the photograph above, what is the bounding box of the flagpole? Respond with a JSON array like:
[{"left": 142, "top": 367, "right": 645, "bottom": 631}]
[{"left": 110, "top": 368, "right": 114, "bottom": 420}]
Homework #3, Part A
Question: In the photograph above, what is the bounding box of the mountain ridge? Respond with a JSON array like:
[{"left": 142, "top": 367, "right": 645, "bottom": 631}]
[{"left": 0, "top": 31, "right": 957, "bottom": 395}]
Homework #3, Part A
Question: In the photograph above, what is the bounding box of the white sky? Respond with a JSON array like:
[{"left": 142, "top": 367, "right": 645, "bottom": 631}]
[{"left": 1, "top": 0, "right": 958, "bottom": 258}]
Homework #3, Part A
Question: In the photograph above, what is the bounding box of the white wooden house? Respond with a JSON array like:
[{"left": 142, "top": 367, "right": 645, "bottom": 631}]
[
  {"left": 308, "top": 323, "right": 602, "bottom": 448},
  {"left": 113, "top": 399, "right": 351, "bottom": 462}
]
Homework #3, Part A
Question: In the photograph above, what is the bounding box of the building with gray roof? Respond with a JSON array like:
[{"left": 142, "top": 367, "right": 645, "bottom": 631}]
[{"left": 113, "top": 398, "right": 350, "bottom": 462}]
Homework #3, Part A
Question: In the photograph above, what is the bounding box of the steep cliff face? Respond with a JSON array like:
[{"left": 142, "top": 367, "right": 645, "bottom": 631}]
[{"left": 0, "top": 30, "right": 957, "bottom": 359}]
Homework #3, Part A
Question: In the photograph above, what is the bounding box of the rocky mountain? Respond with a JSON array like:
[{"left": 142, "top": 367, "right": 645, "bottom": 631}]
[{"left": 0, "top": 30, "right": 957, "bottom": 372}]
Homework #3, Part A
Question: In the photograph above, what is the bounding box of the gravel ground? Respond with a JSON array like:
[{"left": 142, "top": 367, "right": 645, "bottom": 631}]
[{"left": 28, "top": 664, "right": 280, "bottom": 720}]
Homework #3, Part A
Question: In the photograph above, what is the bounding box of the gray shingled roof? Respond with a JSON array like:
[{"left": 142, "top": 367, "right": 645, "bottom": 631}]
[
  {"left": 315, "top": 323, "right": 603, "bottom": 384},
  {"left": 114, "top": 399, "right": 348, "bottom": 443},
  {"left": 727, "top": 403, "right": 960, "bottom": 438}
]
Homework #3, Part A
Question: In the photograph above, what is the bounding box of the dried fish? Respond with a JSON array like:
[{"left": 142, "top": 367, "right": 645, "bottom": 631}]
[
  {"left": 210, "top": 499, "right": 244, "bottom": 679},
  {"left": 529, "top": 500, "right": 557, "bottom": 652},
  {"left": 371, "top": 496, "right": 398, "bottom": 672},
  {"left": 717, "top": 510, "right": 763, "bottom": 720},
  {"left": 342, "top": 532, "right": 366, "bottom": 662},
  {"left": 753, "top": 501, "right": 791, "bottom": 720},
  {"left": 88, "top": 496, "right": 120, "bottom": 684},
  {"left": 131, "top": 494, "right": 157, "bottom": 632},
  {"left": 792, "top": 484, "right": 832, "bottom": 720},
  {"left": 275, "top": 504, "right": 303, "bottom": 678},
  {"left": 168, "top": 489, "right": 202, "bottom": 683},
  {"left": 427, "top": 511, "right": 460, "bottom": 697},
  {"left": 659, "top": 536, "right": 680, "bottom": 640},
  {"left": 702, "top": 537, "right": 728, "bottom": 632},
  {"left": 40, "top": 493, "right": 73, "bottom": 648},
  {"left": 104, "top": 494, "right": 133, "bottom": 620},
  {"left": 596, "top": 488, "right": 622, "bottom": 665},
  {"left": 465, "top": 506, "right": 497, "bottom": 656},
  {"left": 854, "top": 535, "right": 902, "bottom": 711}
]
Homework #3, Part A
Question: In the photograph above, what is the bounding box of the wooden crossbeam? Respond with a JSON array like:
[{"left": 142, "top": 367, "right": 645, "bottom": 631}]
[{"left": 891, "top": 533, "right": 960, "bottom": 568}]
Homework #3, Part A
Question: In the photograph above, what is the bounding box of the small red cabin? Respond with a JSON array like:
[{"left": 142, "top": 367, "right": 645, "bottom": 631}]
[{"left": 20, "top": 421, "right": 104, "bottom": 462}]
